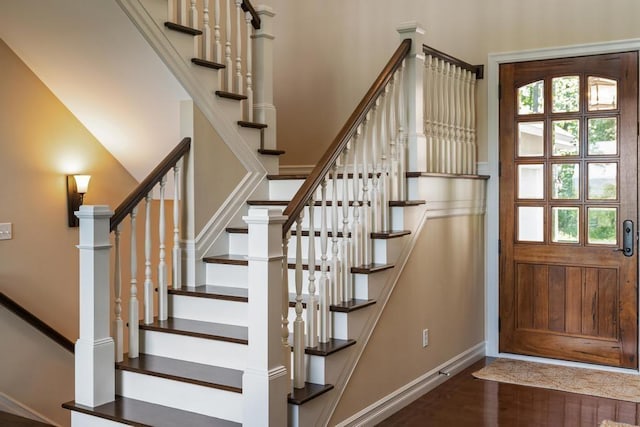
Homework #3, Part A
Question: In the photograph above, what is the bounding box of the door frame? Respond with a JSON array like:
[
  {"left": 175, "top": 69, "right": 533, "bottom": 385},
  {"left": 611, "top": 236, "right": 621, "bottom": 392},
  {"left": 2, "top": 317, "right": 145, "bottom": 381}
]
[{"left": 485, "top": 38, "right": 640, "bottom": 372}]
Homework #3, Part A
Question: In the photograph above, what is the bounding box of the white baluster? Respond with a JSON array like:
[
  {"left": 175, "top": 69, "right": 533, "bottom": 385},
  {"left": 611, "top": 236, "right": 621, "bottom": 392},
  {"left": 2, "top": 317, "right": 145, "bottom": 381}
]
[
  {"left": 388, "top": 76, "right": 399, "bottom": 202},
  {"left": 319, "top": 179, "right": 331, "bottom": 343},
  {"left": 114, "top": 225, "right": 123, "bottom": 363},
  {"left": 424, "top": 55, "right": 434, "bottom": 172},
  {"left": 203, "top": 0, "right": 212, "bottom": 61},
  {"left": 306, "top": 196, "right": 318, "bottom": 349},
  {"left": 214, "top": 0, "right": 222, "bottom": 64},
  {"left": 225, "top": 0, "right": 233, "bottom": 91},
  {"left": 235, "top": 0, "right": 243, "bottom": 94},
  {"left": 158, "top": 176, "right": 168, "bottom": 321},
  {"left": 172, "top": 165, "right": 182, "bottom": 289},
  {"left": 330, "top": 163, "right": 341, "bottom": 305},
  {"left": 351, "top": 130, "right": 362, "bottom": 268},
  {"left": 470, "top": 72, "right": 478, "bottom": 174},
  {"left": 293, "top": 214, "right": 306, "bottom": 389},
  {"left": 282, "top": 232, "right": 291, "bottom": 387},
  {"left": 244, "top": 11, "right": 253, "bottom": 121},
  {"left": 370, "top": 99, "right": 380, "bottom": 232},
  {"left": 144, "top": 193, "right": 154, "bottom": 325},
  {"left": 361, "top": 114, "right": 372, "bottom": 265},
  {"left": 464, "top": 70, "right": 472, "bottom": 174},
  {"left": 129, "top": 207, "right": 139, "bottom": 358},
  {"left": 448, "top": 63, "right": 457, "bottom": 174},
  {"left": 397, "top": 61, "right": 407, "bottom": 200},
  {"left": 379, "top": 87, "right": 390, "bottom": 232},
  {"left": 168, "top": 0, "right": 176, "bottom": 24},
  {"left": 437, "top": 59, "right": 446, "bottom": 173},
  {"left": 341, "top": 148, "right": 352, "bottom": 302},
  {"left": 189, "top": 0, "right": 197, "bottom": 28},
  {"left": 443, "top": 62, "right": 452, "bottom": 173},
  {"left": 454, "top": 66, "right": 463, "bottom": 174},
  {"left": 179, "top": 0, "right": 187, "bottom": 25}
]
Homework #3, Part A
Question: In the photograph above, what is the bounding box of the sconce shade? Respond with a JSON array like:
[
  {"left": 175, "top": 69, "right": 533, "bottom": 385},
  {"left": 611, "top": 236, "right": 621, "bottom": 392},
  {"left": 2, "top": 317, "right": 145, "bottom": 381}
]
[
  {"left": 67, "top": 174, "right": 91, "bottom": 227},
  {"left": 74, "top": 175, "right": 91, "bottom": 194}
]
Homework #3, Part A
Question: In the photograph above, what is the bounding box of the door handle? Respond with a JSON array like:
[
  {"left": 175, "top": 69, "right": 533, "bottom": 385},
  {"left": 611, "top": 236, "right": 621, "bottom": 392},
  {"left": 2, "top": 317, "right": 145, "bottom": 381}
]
[{"left": 614, "top": 219, "right": 634, "bottom": 257}]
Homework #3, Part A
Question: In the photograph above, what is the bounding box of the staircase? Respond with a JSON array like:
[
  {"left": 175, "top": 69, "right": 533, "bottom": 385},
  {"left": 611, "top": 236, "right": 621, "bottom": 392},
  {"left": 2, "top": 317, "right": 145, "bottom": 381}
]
[{"left": 63, "top": 1, "right": 484, "bottom": 425}]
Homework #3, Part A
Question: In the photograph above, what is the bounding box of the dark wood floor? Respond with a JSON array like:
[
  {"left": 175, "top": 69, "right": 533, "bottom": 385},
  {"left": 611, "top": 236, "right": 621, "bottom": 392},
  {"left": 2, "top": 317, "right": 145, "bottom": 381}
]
[
  {"left": 0, "top": 411, "right": 52, "bottom": 427},
  {"left": 378, "top": 358, "right": 640, "bottom": 427}
]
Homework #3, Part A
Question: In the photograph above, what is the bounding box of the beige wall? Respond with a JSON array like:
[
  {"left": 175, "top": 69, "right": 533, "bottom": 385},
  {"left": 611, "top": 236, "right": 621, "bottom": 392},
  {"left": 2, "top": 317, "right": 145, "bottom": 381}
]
[
  {"left": 0, "top": 38, "right": 139, "bottom": 424},
  {"left": 263, "top": 0, "right": 640, "bottom": 166},
  {"left": 193, "top": 105, "right": 247, "bottom": 235},
  {"left": 330, "top": 213, "right": 485, "bottom": 424}
]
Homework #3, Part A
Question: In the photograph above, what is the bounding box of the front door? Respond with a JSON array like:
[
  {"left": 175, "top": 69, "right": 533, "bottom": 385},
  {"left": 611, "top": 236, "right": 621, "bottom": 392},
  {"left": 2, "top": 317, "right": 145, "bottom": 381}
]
[{"left": 499, "top": 52, "right": 639, "bottom": 368}]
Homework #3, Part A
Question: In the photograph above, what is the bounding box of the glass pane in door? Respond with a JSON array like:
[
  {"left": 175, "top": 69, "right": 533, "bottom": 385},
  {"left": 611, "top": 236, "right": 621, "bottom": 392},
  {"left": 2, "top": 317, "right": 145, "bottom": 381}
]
[
  {"left": 518, "top": 80, "right": 544, "bottom": 115},
  {"left": 588, "top": 76, "right": 617, "bottom": 111},
  {"left": 588, "top": 117, "right": 617, "bottom": 155},
  {"left": 588, "top": 163, "right": 617, "bottom": 200},
  {"left": 587, "top": 207, "right": 617, "bottom": 245},
  {"left": 518, "top": 206, "right": 544, "bottom": 242},
  {"left": 518, "top": 122, "right": 544, "bottom": 157},
  {"left": 552, "top": 76, "right": 580, "bottom": 113},
  {"left": 552, "top": 120, "right": 580, "bottom": 156},
  {"left": 551, "top": 207, "right": 580, "bottom": 243},
  {"left": 552, "top": 163, "right": 580, "bottom": 199}
]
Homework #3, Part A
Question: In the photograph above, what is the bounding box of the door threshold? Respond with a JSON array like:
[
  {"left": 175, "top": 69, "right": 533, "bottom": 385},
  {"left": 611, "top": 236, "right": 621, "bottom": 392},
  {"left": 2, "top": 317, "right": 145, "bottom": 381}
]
[{"left": 496, "top": 352, "right": 640, "bottom": 375}]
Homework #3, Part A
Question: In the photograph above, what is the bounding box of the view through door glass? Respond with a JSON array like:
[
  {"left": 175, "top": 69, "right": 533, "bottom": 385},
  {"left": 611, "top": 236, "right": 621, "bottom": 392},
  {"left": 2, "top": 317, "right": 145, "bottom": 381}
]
[{"left": 499, "top": 52, "right": 639, "bottom": 368}]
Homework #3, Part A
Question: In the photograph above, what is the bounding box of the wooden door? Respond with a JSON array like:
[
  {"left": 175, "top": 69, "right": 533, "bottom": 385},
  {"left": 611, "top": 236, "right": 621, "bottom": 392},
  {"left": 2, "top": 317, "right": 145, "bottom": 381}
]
[{"left": 499, "top": 52, "right": 639, "bottom": 368}]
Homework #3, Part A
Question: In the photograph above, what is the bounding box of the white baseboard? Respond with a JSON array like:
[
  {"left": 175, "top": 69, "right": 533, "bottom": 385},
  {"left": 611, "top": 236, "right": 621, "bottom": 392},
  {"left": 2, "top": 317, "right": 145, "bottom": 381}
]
[
  {"left": 335, "top": 342, "right": 486, "bottom": 427},
  {"left": 0, "top": 392, "right": 60, "bottom": 426}
]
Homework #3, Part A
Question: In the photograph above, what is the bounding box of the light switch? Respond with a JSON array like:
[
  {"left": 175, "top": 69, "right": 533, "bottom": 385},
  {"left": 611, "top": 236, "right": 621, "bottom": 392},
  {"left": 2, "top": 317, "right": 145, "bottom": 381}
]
[{"left": 0, "top": 223, "right": 12, "bottom": 240}]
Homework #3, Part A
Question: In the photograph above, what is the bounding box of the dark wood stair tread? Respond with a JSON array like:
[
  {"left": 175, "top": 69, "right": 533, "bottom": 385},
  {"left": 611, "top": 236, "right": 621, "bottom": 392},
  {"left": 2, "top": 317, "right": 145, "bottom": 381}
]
[
  {"left": 164, "top": 22, "right": 203, "bottom": 36},
  {"left": 226, "top": 226, "right": 410, "bottom": 240},
  {"left": 247, "top": 200, "right": 368, "bottom": 207},
  {"left": 389, "top": 200, "right": 426, "bottom": 206},
  {"left": 257, "top": 148, "right": 286, "bottom": 156},
  {"left": 406, "top": 171, "right": 490, "bottom": 180},
  {"left": 204, "top": 254, "right": 394, "bottom": 274},
  {"left": 169, "top": 285, "right": 248, "bottom": 302},
  {"left": 288, "top": 382, "right": 334, "bottom": 405},
  {"left": 140, "top": 317, "right": 247, "bottom": 345},
  {"left": 215, "top": 91, "right": 247, "bottom": 101},
  {"left": 117, "top": 353, "right": 242, "bottom": 393},
  {"left": 191, "top": 58, "right": 225, "bottom": 69},
  {"left": 267, "top": 174, "right": 309, "bottom": 180},
  {"left": 304, "top": 338, "right": 356, "bottom": 356},
  {"left": 238, "top": 121, "right": 267, "bottom": 129},
  {"left": 288, "top": 297, "right": 376, "bottom": 313},
  {"left": 63, "top": 396, "right": 240, "bottom": 427}
]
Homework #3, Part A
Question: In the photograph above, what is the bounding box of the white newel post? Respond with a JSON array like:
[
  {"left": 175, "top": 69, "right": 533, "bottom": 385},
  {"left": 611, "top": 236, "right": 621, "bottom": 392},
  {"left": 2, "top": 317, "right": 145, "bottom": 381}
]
[
  {"left": 75, "top": 205, "right": 115, "bottom": 407},
  {"left": 253, "top": 6, "right": 276, "bottom": 149},
  {"left": 397, "top": 22, "right": 427, "bottom": 172},
  {"left": 242, "top": 208, "right": 288, "bottom": 427}
]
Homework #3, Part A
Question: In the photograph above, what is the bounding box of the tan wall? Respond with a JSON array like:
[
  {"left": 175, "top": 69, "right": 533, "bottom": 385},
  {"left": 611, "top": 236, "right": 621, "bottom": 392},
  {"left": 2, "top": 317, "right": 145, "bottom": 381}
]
[
  {"left": 0, "top": 38, "right": 139, "bottom": 424},
  {"left": 193, "top": 105, "right": 247, "bottom": 235},
  {"left": 330, "top": 213, "right": 485, "bottom": 424},
  {"left": 263, "top": 0, "right": 640, "bottom": 166}
]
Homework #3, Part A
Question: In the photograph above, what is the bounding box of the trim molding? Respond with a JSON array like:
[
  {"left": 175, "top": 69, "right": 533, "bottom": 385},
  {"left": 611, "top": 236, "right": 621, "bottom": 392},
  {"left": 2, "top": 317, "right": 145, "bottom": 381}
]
[
  {"left": 0, "top": 392, "right": 59, "bottom": 427},
  {"left": 335, "top": 342, "right": 486, "bottom": 426}
]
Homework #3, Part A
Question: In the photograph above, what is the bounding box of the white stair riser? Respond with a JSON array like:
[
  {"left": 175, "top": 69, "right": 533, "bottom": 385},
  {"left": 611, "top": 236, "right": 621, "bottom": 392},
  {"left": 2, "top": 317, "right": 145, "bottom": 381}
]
[
  {"left": 286, "top": 268, "right": 375, "bottom": 298},
  {"left": 140, "top": 330, "right": 247, "bottom": 370},
  {"left": 333, "top": 308, "right": 370, "bottom": 341},
  {"left": 170, "top": 294, "right": 248, "bottom": 326},
  {"left": 390, "top": 204, "right": 425, "bottom": 231},
  {"left": 117, "top": 370, "right": 242, "bottom": 422},
  {"left": 256, "top": 204, "right": 356, "bottom": 229},
  {"left": 268, "top": 178, "right": 375, "bottom": 201},
  {"left": 71, "top": 412, "right": 129, "bottom": 426},
  {"left": 205, "top": 263, "right": 248, "bottom": 288},
  {"left": 288, "top": 391, "right": 333, "bottom": 427},
  {"left": 307, "top": 345, "right": 353, "bottom": 385}
]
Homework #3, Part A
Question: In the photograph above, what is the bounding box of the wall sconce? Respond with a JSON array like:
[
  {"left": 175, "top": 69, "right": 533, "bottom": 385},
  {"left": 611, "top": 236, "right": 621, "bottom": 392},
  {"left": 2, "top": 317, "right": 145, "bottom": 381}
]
[{"left": 67, "top": 174, "right": 91, "bottom": 227}]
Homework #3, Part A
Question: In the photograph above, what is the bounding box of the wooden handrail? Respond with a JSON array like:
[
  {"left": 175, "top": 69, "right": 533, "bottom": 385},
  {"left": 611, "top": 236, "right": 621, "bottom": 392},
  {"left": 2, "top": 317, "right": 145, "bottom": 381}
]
[
  {"left": 0, "top": 291, "right": 74, "bottom": 353},
  {"left": 241, "top": 0, "right": 260, "bottom": 29},
  {"left": 111, "top": 137, "right": 191, "bottom": 231},
  {"left": 422, "top": 44, "right": 484, "bottom": 79},
  {"left": 282, "top": 39, "right": 411, "bottom": 235}
]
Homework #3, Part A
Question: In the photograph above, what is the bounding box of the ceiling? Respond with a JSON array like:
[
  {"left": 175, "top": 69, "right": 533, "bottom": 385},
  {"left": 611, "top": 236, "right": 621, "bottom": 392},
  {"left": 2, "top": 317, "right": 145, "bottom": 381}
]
[{"left": 0, "top": 0, "right": 190, "bottom": 182}]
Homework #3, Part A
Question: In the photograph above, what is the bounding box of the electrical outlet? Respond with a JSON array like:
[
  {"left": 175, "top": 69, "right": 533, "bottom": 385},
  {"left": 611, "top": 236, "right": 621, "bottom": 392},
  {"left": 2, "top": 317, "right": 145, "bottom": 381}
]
[
  {"left": 0, "top": 223, "right": 12, "bottom": 240},
  {"left": 422, "top": 329, "right": 429, "bottom": 348}
]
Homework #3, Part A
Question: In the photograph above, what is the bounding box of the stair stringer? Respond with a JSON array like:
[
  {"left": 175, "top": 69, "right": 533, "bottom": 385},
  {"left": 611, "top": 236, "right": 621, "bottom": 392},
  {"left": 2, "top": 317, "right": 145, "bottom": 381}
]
[
  {"left": 115, "top": 0, "right": 273, "bottom": 285},
  {"left": 312, "top": 177, "right": 487, "bottom": 426}
]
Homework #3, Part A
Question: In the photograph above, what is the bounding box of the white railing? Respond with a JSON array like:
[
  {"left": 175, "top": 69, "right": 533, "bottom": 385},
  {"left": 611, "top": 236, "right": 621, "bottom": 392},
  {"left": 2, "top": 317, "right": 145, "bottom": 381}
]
[
  {"left": 167, "top": 0, "right": 260, "bottom": 122},
  {"left": 423, "top": 46, "right": 481, "bottom": 175},
  {"left": 282, "top": 39, "right": 412, "bottom": 389}
]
